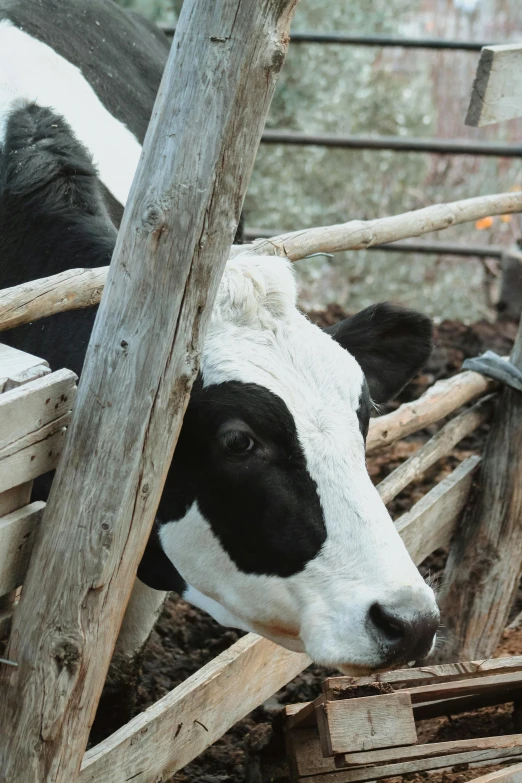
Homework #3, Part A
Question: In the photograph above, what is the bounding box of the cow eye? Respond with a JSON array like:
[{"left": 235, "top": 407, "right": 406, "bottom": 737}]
[{"left": 222, "top": 430, "right": 255, "bottom": 454}]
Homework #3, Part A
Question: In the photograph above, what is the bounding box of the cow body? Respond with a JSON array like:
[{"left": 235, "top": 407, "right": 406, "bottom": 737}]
[{"left": 0, "top": 0, "right": 440, "bottom": 672}]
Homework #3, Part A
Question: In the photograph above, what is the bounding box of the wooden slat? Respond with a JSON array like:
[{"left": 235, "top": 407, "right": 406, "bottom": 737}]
[
  {"left": 80, "top": 635, "right": 309, "bottom": 783},
  {"left": 316, "top": 692, "right": 416, "bottom": 757},
  {"left": 287, "top": 725, "right": 522, "bottom": 781},
  {"left": 0, "top": 343, "right": 48, "bottom": 393},
  {"left": 0, "top": 369, "right": 77, "bottom": 493},
  {"left": 395, "top": 454, "right": 480, "bottom": 564},
  {"left": 336, "top": 734, "right": 522, "bottom": 769},
  {"left": 0, "top": 502, "right": 45, "bottom": 596},
  {"left": 0, "top": 483, "right": 32, "bottom": 518},
  {"left": 466, "top": 44, "right": 522, "bottom": 127},
  {"left": 377, "top": 396, "right": 493, "bottom": 505},
  {"left": 0, "top": 368, "right": 76, "bottom": 453},
  {"left": 323, "top": 654, "right": 522, "bottom": 691},
  {"left": 367, "top": 372, "right": 495, "bottom": 453},
  {"left": 466, "top": 763, "right": 522, "bottom": 783}
]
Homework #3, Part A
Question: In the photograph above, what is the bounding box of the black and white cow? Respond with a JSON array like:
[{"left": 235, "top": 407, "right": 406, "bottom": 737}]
[{"left": 0, "top": 0, "right": 440, "bottom": 672}]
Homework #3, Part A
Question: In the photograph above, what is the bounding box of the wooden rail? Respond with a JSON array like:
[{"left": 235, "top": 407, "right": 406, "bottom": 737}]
[
  {"left": 0, "top": 1, "right": 299, "bottom": 780},
  {"left": 1, "top": 191, "right": 521, "bottom": 332}
]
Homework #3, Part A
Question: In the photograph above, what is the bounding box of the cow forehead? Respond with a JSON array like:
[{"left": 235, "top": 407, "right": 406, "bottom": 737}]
[{"left": 202, "top": 255, "right": 366, "bottom": 418}]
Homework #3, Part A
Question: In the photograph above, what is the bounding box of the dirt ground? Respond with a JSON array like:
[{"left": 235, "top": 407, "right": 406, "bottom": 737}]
[{"left": 116, "top": 313, "right": 520, "bottom": 783}]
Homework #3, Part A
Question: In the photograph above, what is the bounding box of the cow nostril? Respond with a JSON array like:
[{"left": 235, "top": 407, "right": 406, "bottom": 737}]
[{"left": 369, "top": 602, "right": 406, "bottom": 643}]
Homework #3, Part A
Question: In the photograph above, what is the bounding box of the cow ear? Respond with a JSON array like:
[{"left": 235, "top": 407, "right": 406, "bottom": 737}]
[{"left": 325, "top": 303, "right": 433, "bottom": 404}]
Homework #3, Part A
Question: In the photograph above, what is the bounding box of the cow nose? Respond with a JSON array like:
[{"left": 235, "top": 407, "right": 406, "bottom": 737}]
[{"left": 368, "top": 592, "right": 439, "bottom": 664}]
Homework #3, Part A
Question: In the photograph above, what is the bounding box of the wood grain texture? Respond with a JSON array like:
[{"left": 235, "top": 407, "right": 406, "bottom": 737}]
[
  {"left": 80, "top": 635, "right": 308, "bottom": 783},
  {"left": 395, "top": 455, "right": 480, "bottom": 565},
  {"left": 316, "top": 692, "right": 417, "bottom": 757},
  {"left": 0, "top": 370, "right": 77, "bottom": 493},
  {"left": 286, "top": 724, "right": 522, "bottom": 782},
  {"left": 238, "top": 191, "right": 522, "bottom": 260},
  {"left": 377, "top": 396, "right": 493, "bottom": 504},
  {"left": 336, "top": 734, "right": 522, "bottom": 769},
  {"left": 0, "top": 342, "right": 48, "bottom": 393},
  {"left": 466, "top": 44, "right": 522, "bottom": 127},
  {"left": 323, "top": 654, "right": 522, "bottom": 691},
  {"left": 0, "top": 502, "right": 45, "bottom": 596},
  {"left": 435, "top": 317, "right": 522, "bottom": 662},
  {"left": 465, "top": 763, "right": 522, "bottom": 783},
  {"left": 0, "top": 2, "right": 299, "bottom": 781},
  {"left": 0, "top": 268, "right": 106, "bottom": 332},
  {"left": 3, "top": 192, "right": 522, "bottom": 330},
  {"left": 367, "top": 372, "right": 495, "bottom": 453}
]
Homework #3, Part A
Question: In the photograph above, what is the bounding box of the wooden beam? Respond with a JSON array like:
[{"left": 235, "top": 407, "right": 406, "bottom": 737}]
[
  {"left": 367, "top": 373, "right": 495, "bottom": 453},
  {"left": 466, "top": 44, "right": 522, "bottom": 127},
  {"left": 323, "top": 654, "right": 522, "bottom": 691},
  {"left": 0, "top": 502, "right": 45, "bottom": 596},
  {"left": 2, "top": 191, "right": 522, "bottom": 331},
  {"left": 435, "top": 316, "right": 522, "bottom": 662},
  {"left": 465, "top": 763, "right": 522, "bottom": 783},
  {"left": 0, "top": 342, "right": 48, "bottom": 392},
  {"left": 394, "top": 455, "right": 480, "bottom": 565},
  {"left": 377, "top": 395, "right": 493, "bottom": 504},
  {"left": 286, "top": 724, "right": 522, "bottom": 782},
  {"left": 315, "top": 692, "right": 416, "bottom": 757},
  {"left": 0, "top": 369, "right": 77, "bottom": 493},
  {"left": 0, "top": 1, "right": 299, "bottom": 781},
  {"left": 80, "top": 635, "right": 309, "bottom": 783},
  {"left": 335, "top": 734, "right": 522, "bottom": 769}
]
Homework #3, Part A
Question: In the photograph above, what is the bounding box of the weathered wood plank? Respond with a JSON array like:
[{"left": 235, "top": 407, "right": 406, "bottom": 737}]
[
  {"left": 0, "top": 343, "right": 48, "bottom": 393},
  {"left": 3, "top": 192, "right": 522, "bottom": 331},
  {"left": 0, "top": 368, "right": 76, "bottom": 453},
  {"left": 286, "top": 725, "right": 522, "bottom": 781},
  {"left": 80, "top": 635, "right": 309, "bottom": 783},
  {"left": 336, "top": 734, "right": 522, "bottom": 769},
  {"left": 435, "top": 317, "right": 522, "bottom": 661},
  {"left": 0, "top": 2, "right": 300, "bottom": 781},
  {"left": 466, "top": 44, "right": 522, "bottom": 127},
  {"left": 0, "top": 502, "right": 45, "bottom": 596},
  {"left": 466, "top": 763, "right": 522, "bottom": 783},
  {"left": 395, "top": 454, "right": 480, "bottom": 564},
  {"left": 367, "top": 373, "right": 495, "bottom": 453},
  {"left": 0, "top": 369, "right": 77, "bottom": 492},
  {"left": 0, "top": 483, "right": 32, "bottom": 518},
  {"left": 316, "top": 692, "right": 417, "bottom": 757},
  {"left": 377, "top": 396, "right": 493, "bottom": 504},
  {"left": 323, "top": 654, "right": 522, "bottom": 691}
]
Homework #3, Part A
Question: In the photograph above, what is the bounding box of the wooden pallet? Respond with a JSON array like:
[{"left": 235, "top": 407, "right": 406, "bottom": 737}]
[
  {"left": 285, "top": 657, "right": 522, "bottom": 782},
  {"left": 0, "top": 342, "right": 77, "bottom": 646}
]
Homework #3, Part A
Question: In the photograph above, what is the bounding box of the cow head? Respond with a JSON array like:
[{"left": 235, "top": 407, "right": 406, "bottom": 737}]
[{"left": 140, "top": 254, "right": 439, "bottom": 673}]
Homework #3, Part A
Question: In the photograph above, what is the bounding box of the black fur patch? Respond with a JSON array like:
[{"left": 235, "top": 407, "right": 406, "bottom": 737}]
[
  {"left": 158, "top": 380, "right": 327, "bottom": 579},
  {"left": 325, "top": 303, "right": 433, "bottom": 404},
  {"left": 357, "top": 378, "right": 371, "bottom": 441},
  {"left": 0, "top": 0, "right": 169, "bottom": 144}
]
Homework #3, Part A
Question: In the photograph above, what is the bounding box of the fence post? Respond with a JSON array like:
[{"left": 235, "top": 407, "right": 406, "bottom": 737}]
[
  {"left": 0, "top": 0, "right": 299, "bottom": 780},
  {"left": 434, "top": 314, "right": 522, "bottom": 662}
]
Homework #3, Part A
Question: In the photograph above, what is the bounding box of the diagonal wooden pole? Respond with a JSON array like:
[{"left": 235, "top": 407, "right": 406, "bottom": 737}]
[{"left": 0, "top": 1, "right": 299, "bottom": 780}]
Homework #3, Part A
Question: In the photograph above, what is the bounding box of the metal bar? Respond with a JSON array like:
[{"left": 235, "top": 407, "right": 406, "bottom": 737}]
[
  {"left": 260, "top": 130, "right": 522, "bottom": 157},
  {"left": 159, "top": 25, "right": 497, "bottom": 50},
  {"left": 243, "top": 230, "right": 504, "bottom": 258}
]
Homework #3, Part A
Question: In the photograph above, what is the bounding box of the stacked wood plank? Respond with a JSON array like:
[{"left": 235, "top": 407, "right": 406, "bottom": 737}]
[
  {"left": 0, "top": 342, "right": 76, "bottom": 648},
  {"left": 285, "top": 657, "right": 522, "bottom": 782}
]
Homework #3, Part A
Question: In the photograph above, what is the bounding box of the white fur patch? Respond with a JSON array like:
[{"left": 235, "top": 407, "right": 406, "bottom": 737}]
[
  {"left": 0, "top": 19, "right": 141, "bottom": 205},
  {"left": 161, "top": 255, "right": 438, "bottom": 669}
]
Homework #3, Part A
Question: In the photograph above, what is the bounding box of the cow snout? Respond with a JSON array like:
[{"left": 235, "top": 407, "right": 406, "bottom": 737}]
[{"left": 368, "top": 589, "right": 439, "bottom": 665}]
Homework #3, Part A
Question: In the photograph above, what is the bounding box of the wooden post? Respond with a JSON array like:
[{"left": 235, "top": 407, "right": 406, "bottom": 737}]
[
  {"left": 434, "top": 315, "right": 522, "bottom": 661},
  {"left": 0, "top": 1, "right": 299, "bottom": 780}
]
